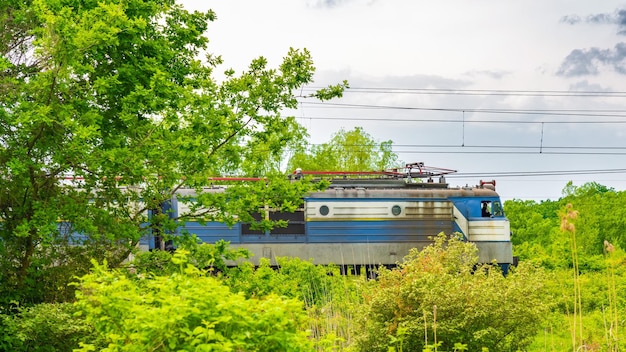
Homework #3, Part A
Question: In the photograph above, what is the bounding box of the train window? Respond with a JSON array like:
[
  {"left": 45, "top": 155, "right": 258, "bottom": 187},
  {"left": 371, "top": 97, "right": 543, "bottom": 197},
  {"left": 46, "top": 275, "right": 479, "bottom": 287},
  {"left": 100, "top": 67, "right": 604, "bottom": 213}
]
[
  {"left": 269, "top": 210, "right": 305, "bottom": 235},
  {"left": 481, "top": 201, "right": 492, "bottom": 217},
  {"left": 242, "top": 212, "right": 265, "bottom": 235},
  {"left": 492, "top": 201, "right": 504, "bottom": 217},
  {"left": 391, "top": 205, "right": 402, "bottom": 216},
  {"left": 319, "top": 205, "right": 329, "bottom": 216}
]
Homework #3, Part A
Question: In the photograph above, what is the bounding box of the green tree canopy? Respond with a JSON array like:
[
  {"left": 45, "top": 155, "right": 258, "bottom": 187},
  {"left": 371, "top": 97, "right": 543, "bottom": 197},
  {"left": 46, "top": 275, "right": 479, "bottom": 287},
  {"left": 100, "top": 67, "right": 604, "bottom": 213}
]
[
  {"left": 287, "top": 127, "right": 400, "bottom": 172},
  {"left": 0, "top": 0, "right": 345, "bottom": 305},
  {"left": 506, "top": 181, "right": 626, "bottom": 269}
]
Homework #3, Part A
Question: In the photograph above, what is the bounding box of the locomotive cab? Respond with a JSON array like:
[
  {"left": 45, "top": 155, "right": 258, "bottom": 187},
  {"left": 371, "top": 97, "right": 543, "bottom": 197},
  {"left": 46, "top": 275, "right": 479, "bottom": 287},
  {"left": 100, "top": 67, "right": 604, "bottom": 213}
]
[{"left": 452, "top": 194, "right": 512, "bottom": 271}]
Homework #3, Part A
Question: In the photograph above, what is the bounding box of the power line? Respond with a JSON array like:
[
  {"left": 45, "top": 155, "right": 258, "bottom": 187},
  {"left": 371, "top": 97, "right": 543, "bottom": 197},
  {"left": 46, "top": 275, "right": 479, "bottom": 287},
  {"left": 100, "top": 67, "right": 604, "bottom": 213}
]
[
  {"left": 391, "top": 145, "right": 626, "bottom": 149},
  {"left": 298, "top": 115, "right": 626, "bottom": 123},
  {"left": 299, "top": 87, "right": 626, "bottom": 98},
  {"left": 489, "top": 178, "right": 626, "bottom": 182},
  {"left": 392, "top": 145, "right": 626, "bottom": 155},
  {"left": 296, "top": 144, "right": 626, "bottom": 155},
  {"left": 298, "top": 102, "right": 626, "bottom": 119},
  {"left": 394, "top": 150, "right": 626, "bottom": 155},
  {"left": 288, "top": 150, "right": 626, "bottom": 156},
  {"left": 290, "top": 149, "right": 626, "bottom": 156},
  {"left": 293, "top": 144, "right": 626, "bottom": 155},
  {"left": 449, "top": 168, "right": 626, "bottom": 178},
  {"left": 305, "top": 143, "right": 626, "bottom": 149}
]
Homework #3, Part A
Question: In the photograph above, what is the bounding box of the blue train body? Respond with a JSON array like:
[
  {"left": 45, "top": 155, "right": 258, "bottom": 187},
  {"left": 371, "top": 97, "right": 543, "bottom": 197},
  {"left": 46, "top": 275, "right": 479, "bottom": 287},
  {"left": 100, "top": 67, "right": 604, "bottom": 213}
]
[{"left": 140, "top": 173, "right": 514, "bottom": 271}]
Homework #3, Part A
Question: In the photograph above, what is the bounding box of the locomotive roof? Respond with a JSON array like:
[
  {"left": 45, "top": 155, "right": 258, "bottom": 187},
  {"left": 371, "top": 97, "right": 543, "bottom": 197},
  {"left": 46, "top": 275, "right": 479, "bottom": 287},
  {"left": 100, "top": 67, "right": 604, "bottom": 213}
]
[
  {"left": 173, "top": 183, "right": 499, "bottom": 198},
  {"left": 307, "top": 185, "right": 500, "bottom": 199},
  {"left": 173, "top": 163, "right": 500, "bottom": 198}
]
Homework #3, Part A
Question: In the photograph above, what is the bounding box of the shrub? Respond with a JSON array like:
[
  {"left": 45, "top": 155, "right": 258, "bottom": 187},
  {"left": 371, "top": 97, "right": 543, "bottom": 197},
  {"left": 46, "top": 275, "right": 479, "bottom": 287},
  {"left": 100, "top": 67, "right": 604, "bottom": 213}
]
[
  {"left": 227, "top": 257, "right": 367, "bottom": 350},
  {"left": 74, "top": 250, "right": 311, "bottom": 351},
  {"left": 352, "top": 233, "right": 551, "bottom": 352},
  {"left": 0, "top": 303, "right": 95, "bottom": 352}
]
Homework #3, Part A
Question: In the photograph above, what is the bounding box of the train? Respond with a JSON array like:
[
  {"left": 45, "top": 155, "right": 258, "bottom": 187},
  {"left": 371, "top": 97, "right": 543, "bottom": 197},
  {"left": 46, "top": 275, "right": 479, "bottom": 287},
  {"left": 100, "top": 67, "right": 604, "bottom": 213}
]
[{"left": 139, "top": 163, "right": 514, "bottom": 272}]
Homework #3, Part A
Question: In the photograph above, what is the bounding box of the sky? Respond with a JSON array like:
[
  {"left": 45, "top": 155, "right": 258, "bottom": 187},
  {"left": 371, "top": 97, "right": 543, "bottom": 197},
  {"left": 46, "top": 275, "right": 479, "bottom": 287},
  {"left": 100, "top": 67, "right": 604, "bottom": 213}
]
[{"left": 181, "top": 0, "right": 626, "bottom": 201}]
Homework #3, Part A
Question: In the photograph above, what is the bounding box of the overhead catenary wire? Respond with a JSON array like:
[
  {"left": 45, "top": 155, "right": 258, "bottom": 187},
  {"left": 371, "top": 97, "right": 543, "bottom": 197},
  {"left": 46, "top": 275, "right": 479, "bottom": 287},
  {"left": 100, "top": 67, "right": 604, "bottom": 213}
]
[
  {"left": 287, "top": 87, "right": 626, "bottom": 186},
  {"left": 306, "top": 144, "right": 626, "bottom": 149},
  {"left": 289, "top": 143, "right": 626, "bottom": 155},
  {"left": 395, "top": 151, "right": 626, "bottom": 155},
  {"left": 297, "top": 86, "right": 626, "bottom": 98},
  {"left": 297, "top": 102, "right": 626, "bottom": 119},
  {"left": 287, "top": 93, "right": 626, "bottom": 155},
  {"left": 448, "top": 168, "right": 626, "bottom": 178},
  {"left": 296, "top": 115, "right": 626, "bottom": 123}
]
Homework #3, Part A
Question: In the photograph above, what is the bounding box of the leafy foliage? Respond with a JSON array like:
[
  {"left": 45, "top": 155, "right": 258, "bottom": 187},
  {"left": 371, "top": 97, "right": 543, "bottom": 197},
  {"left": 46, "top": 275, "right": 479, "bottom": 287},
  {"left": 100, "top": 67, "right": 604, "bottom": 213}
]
[
  {"left": 287, "top": 127, "right": 400, "bottom": 171},
  {"left": 0, "top": 0, "right": 344, "bottom": 305},
  {"left": 5, "top": 184, "right": 626, "bottom": 351},
  {"left": 74, "top": 251, "right": 312, "bottom": 351},
  {"left": 506, "top": 181, "right": 626, "bottom": 269},
  {"left": 505, "top": 182, "right": 626, "bottom": 349},
  {"left": 129, "top": 237, "right": 251, "bottom": 277},
  {"left": 0, "top": 303, "right": 96, "bottom": 352},
  {"left": 526, "top": 264, "right": 626, "bottom": 351},
  {"left": 352, "top": 234, "right": 550, "bottom": 352},
  {"left": 227, "top": 257, "right": 366, "bottom": 350}
]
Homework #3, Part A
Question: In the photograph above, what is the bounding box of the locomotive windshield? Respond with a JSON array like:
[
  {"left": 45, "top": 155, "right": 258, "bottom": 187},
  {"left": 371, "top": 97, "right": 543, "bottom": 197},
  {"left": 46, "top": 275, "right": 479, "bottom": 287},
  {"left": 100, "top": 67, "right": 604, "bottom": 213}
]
[
  {"left": 492, "top": 201, "right": 504, "bottom": 217},
  {"left": 481, "top": 200, "right": 504, "bottom": 217}
]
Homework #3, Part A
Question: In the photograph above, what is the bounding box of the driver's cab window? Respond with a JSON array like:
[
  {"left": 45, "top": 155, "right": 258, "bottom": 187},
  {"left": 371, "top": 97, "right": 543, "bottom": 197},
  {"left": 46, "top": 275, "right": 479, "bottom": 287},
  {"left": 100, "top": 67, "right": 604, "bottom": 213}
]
[
  {"left": 492, "top": 201, "right": 504, "bottom": 217},
  {"left": 481, "top": 201, "right": 492, "bottom": 217},
  {"left": 482, "top": 200, "right": 504, "bottom": 217}
]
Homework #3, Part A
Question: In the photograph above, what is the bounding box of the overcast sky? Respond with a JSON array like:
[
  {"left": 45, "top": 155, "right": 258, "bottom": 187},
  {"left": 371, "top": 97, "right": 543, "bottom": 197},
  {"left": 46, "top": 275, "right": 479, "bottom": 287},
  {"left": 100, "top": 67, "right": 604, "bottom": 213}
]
[{"left": 182, "top": 0, "right": 626, "bottom": 201}]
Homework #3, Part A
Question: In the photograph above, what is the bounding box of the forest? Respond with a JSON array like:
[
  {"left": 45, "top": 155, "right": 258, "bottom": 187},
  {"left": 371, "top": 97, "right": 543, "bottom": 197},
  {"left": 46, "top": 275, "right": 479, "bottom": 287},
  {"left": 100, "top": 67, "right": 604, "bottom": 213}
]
[{"left": 1, "top": 0, "right": 625, "bottom": 351}]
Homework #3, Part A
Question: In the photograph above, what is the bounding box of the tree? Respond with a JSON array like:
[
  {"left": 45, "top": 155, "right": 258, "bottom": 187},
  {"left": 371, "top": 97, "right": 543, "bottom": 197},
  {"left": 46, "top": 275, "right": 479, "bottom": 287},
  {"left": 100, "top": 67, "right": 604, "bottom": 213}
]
[
  {"left": 562, "top": 181, "right": 614, "bottom": 198},
  {"left": 287, "top": 127, "right": 399, "bottom": 172},
  {"left": 504, "top": 199, "right": 567, "bottom": 268},
  {"left": 506, "top": 182, "right": 626, "bottom": 268},
  {"left": 0, "top": 0, "right": 346, "bottom": 305}
]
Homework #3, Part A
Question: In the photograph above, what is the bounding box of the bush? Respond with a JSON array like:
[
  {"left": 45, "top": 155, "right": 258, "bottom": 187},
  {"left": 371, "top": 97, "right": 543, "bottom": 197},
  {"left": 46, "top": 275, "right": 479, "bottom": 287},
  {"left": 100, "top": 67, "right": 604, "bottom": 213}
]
[
  {"left": 0, "top": 303, "right": 95, "bottom": 352},
  {"left": 74, "top": 250, "right": 311, "bottom": 351},
  {"left": 351, "top": 233, "right": 551, "bottom": 352},
  {"left": 227, "top": 257, "right": 367, "bottom": 350}
]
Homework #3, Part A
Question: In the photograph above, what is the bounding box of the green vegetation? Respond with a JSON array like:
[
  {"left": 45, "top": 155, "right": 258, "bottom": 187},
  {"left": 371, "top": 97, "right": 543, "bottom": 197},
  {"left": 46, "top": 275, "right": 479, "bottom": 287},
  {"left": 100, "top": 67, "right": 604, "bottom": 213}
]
[
  {"left": 0, "top": 0, "right": 344, "bottom": 306},
  {"left": 1, "top": 191, "right": 625, "bottom": 351},
  {"left": 507, "top": 181, "right": 626, "bottom": 267},
  {"left": 505, "top": 182, "right": 626, "bottom": 351},
  {"left": 0, "top": 303, "right": 96, "bottom": 352},
  {"left": 287, "top": 126, "right": 400, "bottom": 172},
  {"left": 352, "top": 234, "right": 550, "bottom": 352},
  {"left": 0, "top": 236, "right": 551, "bottom": 352},
  {"left": 2, "top": 0, "right": 626, "bottom": 350},
  {"left": 73, "top": 251, "right": 312, "bottom": 352}
]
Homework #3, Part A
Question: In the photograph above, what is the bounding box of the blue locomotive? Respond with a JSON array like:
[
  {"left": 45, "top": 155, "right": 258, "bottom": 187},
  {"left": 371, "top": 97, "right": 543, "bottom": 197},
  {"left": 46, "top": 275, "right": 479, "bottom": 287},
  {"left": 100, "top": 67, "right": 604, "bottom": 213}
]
[{"left": 141, "top": 163, "right": 513, "bottom": 272}]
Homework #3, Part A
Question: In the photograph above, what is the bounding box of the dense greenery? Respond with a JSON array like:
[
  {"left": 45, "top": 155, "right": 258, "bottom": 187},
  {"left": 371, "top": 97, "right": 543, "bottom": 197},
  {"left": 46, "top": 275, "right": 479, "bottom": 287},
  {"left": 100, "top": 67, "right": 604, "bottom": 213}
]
[
  {"left": 506, "top": 181, "right": 626, "bottom": 269},
  {"left": 352, "top": 234, "right": 550, "bottom": 352},
  {"left": 505, "top": 182, "right": 626, "bottom": 351},
  {"left": 1, "top": 195, "right": 625, "bottom": 351},
  {"left": 2, "top": 0, "right": 625, "bottom": 350},
  {"left": 0, "top": 303, "right": 96, "bottom": 352},
  {"left": 0, "top": 0, "right": 344, "bottom": 305},
  {"left": 73, "top": 251, "right": 312, "bottom": 352},
  {"left": 0, "top": 236, "right": 552, "bottom": 352},
  {"left": 287, "top": 126, "right": 400, "bottom": 172}
]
